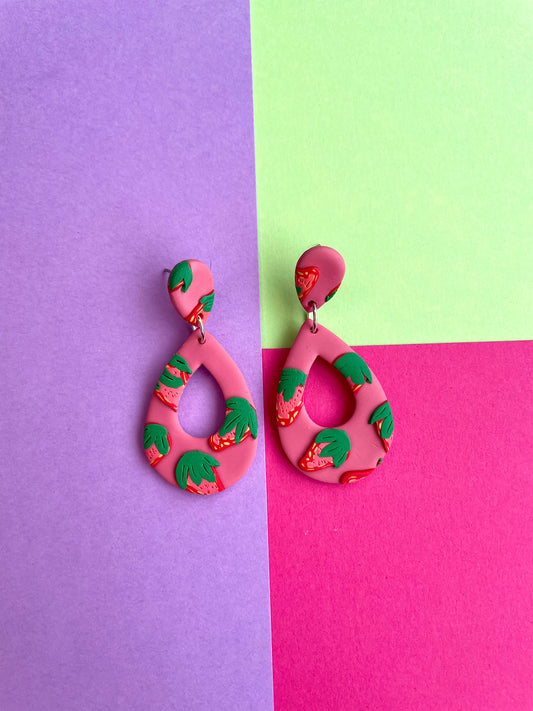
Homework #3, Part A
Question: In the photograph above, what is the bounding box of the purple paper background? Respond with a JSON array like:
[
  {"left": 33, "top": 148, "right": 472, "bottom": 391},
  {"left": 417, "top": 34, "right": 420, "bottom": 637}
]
[{"left": 0, "top": 2, "right": 273, "bottom": 709}]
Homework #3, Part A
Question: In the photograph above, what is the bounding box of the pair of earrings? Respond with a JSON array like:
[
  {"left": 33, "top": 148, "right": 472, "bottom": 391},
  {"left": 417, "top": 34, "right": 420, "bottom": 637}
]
[{"left": 143, "top": 246, "right": 394, "bottom": 495}]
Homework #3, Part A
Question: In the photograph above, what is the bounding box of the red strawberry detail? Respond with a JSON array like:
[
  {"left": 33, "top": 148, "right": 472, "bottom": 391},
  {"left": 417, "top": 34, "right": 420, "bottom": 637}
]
[
  {"left": 325, "top": 283, "right": 341, "bottom": 302},
  {"left": 175, "top": 451, "right": 223, "bottom": 496},
  {"left": 299, "top": 429, "right": 351, "bottom": 472},
  {"left": 185, "top": 289, "right": 215, "bottom": 325},
  {"left": 276, "top": 386, "right": 304, "bottom": 426},
  {"left": 209, "top": 426, "right": 251, "bottom": 452},
  {"left": 186, "top": 470, "right": 224, "bottom": 495},
  {"left": 154, "top": 378, "right": 189, "bottom": 411},
  {"left": 185, "top": 301, "right": 203, "bottom": 325},
  {"left": 277, "top": 368, "right": 307, "bottom": 427},
  {"left": 339, "top": 469, "right": 374, "bottom": 484},
  {"left": 154, "top": 354, "right": 192, "bottom": 411},
  {"left": 295, "top": 266, "right": 319, "bottom": 303},
  {"left": 368, "top": 401, "right": 394, "bottom": 453},
  {"left": 376, "top": 421, "right": 393, "bottom": 453},
  {"left": 299, "top": 441, "right": 331, "bottom": 471},
  {"left": 333, "top": 352, "right": 372, "bottom": 395},
  {"left": 208, "top": 397, "right": 258, "bottom": 451},
  {"left": 143, "top": 423, "right": 171, "bottom": 467},
  {"left": 145, "top": 444, "right": 161, "bottom": 466}
]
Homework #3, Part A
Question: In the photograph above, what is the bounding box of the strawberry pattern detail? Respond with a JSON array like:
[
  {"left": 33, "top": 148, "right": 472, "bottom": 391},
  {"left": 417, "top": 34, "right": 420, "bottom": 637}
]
[
  {"left": 154, "top": 354, "right": 192, "bottom": 411},
  {"left": 295, "top": 266, "right": 319, "bottom": 303},
  {"left": 145, "top": 258, "right": 258, "bottom": 494},
  {"left": 175, "top": 450, "right": 224, "bottom": 495},
  {"left": 275, "top": 246, "right": 394, "bottom": 483},
  {"left": 333, "top": 352, "right": 372, "bottom": 395},
  {"left": 209, "top": 397, "right": 258, "bottom": 451},
  {"left": 143, "top": 423, "right": 171, "bottom": 467},
  {"left": 168, "top": 260, "right": 193, "bottom": 293},
  {"left": 299, "top": 428, "right": 351, "bottom": 472},
  {"left": 185, "top": 289, "right": 215, "bottom": 325},
  {"left": 339, "top": 469, "right": 375, "bottom": 484},
  {"left": 369, "top": 401, "right": 394, "bottom": 452},
  {"left": 325, "top": 283, "right": 341, "bottom": 302},
  {"left": 276, "top": 368, "right": 307, "bottom": 427}
]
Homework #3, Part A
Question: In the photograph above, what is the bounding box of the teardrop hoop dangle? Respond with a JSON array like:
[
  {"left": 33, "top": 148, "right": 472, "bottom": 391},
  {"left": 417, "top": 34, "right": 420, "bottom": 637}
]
[
  {"left": 276, "top": 245, "right": 394, "bottom": 484},
  {"left": 143, "top": 259, "right": 258, "bottom": 495}
]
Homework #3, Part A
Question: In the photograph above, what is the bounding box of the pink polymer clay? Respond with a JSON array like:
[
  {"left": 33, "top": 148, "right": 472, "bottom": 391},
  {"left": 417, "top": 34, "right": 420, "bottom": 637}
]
[
  {"left": 295, "top": 245, "right": 345, "bottom": 310},
  {"left": 277, "top": 245, "right": 394, "bottom": 484},
  {"left": 168, "top": 259, "right": 215, "bottom": 326},
  {"left": 143, "top": 259, "right": 258, "bottom": 495},
  {"left": 277, "top": 322, "right": 392, "bottom": 484}
]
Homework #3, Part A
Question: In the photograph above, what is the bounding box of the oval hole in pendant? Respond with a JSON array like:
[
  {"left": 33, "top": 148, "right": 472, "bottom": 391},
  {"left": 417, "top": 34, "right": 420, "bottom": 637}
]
[
  {"left": 177, "top": 365, "right": 226, "bottom": 438},
  {"left": 304, "top": 356, "right": 355, "bottom": 428}
]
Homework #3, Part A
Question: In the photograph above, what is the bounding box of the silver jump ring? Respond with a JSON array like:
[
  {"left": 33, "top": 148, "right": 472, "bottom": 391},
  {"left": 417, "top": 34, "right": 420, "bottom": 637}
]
[
  {"left": 309, "top": 301, "right": 318, "bottom": 333},
  {"left": 196, "top": 315, "right": 206, "bottom": 344}
]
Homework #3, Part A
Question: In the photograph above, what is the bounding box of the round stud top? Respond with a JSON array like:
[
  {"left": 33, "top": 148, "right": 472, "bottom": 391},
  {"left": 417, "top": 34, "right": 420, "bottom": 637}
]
[
  {"left": 167, "top": 259, "right": 215, "bottom": 326},
  {"left": 295, "top": 245, "right": 345, "bottom": 311}
]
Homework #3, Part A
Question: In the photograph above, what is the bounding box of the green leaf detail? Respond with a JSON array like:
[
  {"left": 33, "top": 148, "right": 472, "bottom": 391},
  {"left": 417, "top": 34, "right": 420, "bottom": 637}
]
[
  {"left": 295, "top": 285, "right": 302, "bottom": 295},
  {"left": 315, "top": 428, "right": 351, "bottom": 468},
  {"left": 369, "top": 401, "right": 391, "bottom": 424},
  {"left": 278, "top": 368, "right": 307, "bottom": 402},
  {"left": 175, "top": 450, "right": 220, "bottom": 490},
  {"left": 369, "top": 401, "right": 394, "bottom": 439},
  {"left": 334, "top": 352, "right": 372, "bottom": 386},
  {"left": 168, "top": 354, "right": 192, "bottom": 374},
  {"left": 380, "top": 416, "right": 394, "bottom": 439},
  {"left": 219, "top": 397, "right": 258, "bottom": 443},
  {"left": 248, "top": 406, "right": 258, "bottom": 439},
  {"left": 325, "top": 288, "right": 338, "bottom": 302},
  {"left": 143, "top": 424, "right": 170, "bottom": 455},
  {"left": 200, "top": 290, "right": 215, "bottom": 312},
  {"left": 159, "top": 369, "right": 184, "bottom": 389},
  {"left": 168, "top": 261, "right": 193, "bottom": 292}
]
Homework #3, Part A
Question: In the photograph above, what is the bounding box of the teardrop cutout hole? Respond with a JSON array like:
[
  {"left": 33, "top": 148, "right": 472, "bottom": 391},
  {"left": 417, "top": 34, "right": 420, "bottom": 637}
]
[
  {"left": 304, "top": 356, "right": 355, "bottom": 428},
  {"left": 177, "top": 365, "right": 226, "bottom": 438}
]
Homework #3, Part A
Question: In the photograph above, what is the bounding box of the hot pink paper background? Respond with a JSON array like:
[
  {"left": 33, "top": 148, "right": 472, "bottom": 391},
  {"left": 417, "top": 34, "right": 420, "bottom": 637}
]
[{"left": 263, "top": 341, "right": 532, "bottom": 710}]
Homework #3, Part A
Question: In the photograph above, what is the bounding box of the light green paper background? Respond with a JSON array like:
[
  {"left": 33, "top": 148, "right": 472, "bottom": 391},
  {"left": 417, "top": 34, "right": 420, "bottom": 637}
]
[{"left": 251, "top": 1, "right": 533, "bottom": 347}]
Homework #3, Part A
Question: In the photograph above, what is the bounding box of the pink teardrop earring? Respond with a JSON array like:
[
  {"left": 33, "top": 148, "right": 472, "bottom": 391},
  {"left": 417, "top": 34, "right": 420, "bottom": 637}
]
[
  {"left": 276, "top": 245, "right": 394, "bottom": 484},
  {"left": 143, "top": 259, "right": 258, "bottom": 495}
]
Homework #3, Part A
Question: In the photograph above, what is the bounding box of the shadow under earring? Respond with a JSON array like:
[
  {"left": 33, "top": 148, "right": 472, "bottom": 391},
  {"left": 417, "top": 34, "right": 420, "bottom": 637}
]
[{"left": 276, "top": 245, "right": 394, "bottom": 484}]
